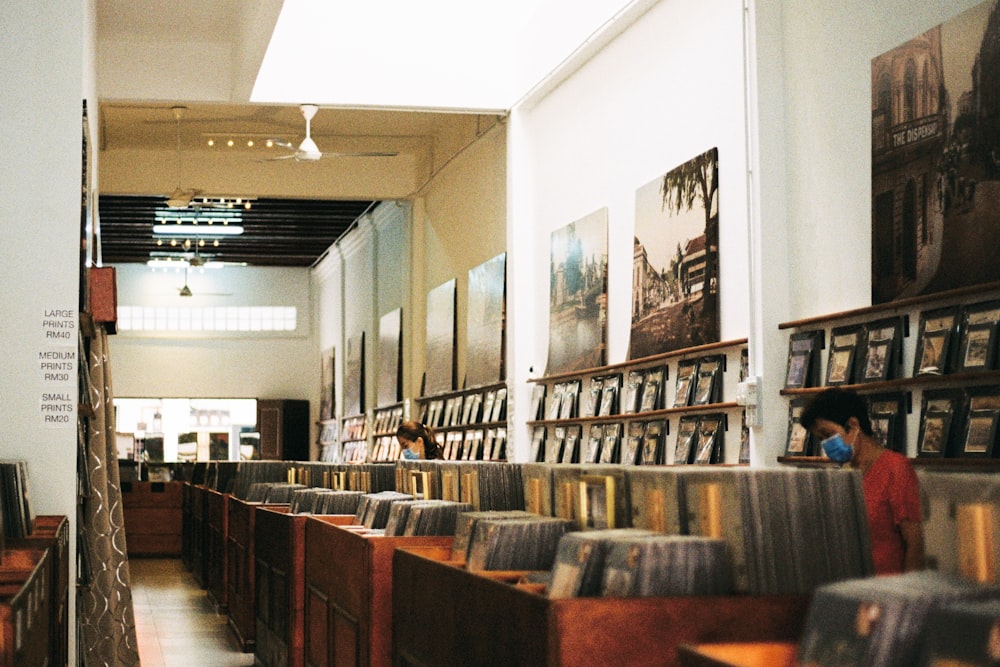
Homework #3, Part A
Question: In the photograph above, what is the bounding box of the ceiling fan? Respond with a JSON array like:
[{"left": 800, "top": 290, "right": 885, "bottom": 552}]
[
  {"left": 267, "top": 104, "right": 399, "bottom": 162},
  {"left": 176, "top": 266, "right": 232, "bottom": 298},
  {"left": 165, "top": 106, "right": 202, "bottom": 208}
]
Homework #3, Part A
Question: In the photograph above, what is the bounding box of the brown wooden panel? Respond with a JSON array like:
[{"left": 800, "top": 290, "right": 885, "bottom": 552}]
[{"left": 305, "top": 586, "right": 330, "bottom": 667}]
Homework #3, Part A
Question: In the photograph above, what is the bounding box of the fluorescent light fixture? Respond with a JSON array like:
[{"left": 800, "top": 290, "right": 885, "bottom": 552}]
[
  {"left": 147, "top": 258, "right": 190, "bottom": 268},
  {"left": 153, "top": 224, "right": 244, "bottom": 236}
]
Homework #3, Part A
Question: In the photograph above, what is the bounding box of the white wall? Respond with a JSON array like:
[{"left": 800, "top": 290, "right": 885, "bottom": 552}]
[
  {"left": 508, "top": 0, "right": 751, "bottom": 460},
  {"left": 0, "top": 2, "right": 91, "bottom": 662},
  {"left": 108, "top": 265, "right": 319, "bottom": 449}
]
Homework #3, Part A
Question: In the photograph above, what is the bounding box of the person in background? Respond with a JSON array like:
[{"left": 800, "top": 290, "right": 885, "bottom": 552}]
[
  {"left": 395, "top": 420, "right": 440, "bottom": 460},
  {"left": 800, "top": 387, "right": 925, "bottom": 575}
]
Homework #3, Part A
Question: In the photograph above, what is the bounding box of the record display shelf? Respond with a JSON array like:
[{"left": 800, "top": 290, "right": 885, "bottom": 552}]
[
  {"left": 204, "top": 487, "right": 229, "bottom": 611},
  {"left": 122, "top": 480, "right": 184, "bottom": 556},
  {"left": 8, "top": 515, "right": 69, "bottom": 667},
  {"left": 414, "top": 381, "right": 509, "bottom": 462},
  {"left": 392, "top": 547, "right": 809, "bottom": 666},
  {"left": 778, "top": 281, "right": 1000, "bottom": 462},
  {"left": 188, "top": 483, "right": 209, "bottom": 585},
  {"left": 526, "top": 339, "right": 747, "bottom": 465},
  {"left": 303, "top": 516, "right": 452, "bottom": 667},
  {"left": 0, "top": 548, "right": 53, "bottom": 667}
]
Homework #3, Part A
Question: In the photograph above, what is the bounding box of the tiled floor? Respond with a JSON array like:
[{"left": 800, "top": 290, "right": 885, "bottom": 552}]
[{"left": 131, "top": 558, "right": 255, "bottom": 667}]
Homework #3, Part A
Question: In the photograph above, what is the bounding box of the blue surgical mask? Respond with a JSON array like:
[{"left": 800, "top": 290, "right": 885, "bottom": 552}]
[
  {"left": 402, "top": 448, "right": 419, "bottom": 460},
  {"left": 821, "top": 433, "right": 854, "bottom": 463}
]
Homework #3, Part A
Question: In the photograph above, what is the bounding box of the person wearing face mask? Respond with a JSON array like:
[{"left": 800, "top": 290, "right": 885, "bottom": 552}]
[
  {"left": 800, "top": 387, "right": 925, "bottom": 575},
  {"left": 395, "top": 420, "right": 441, "bottom": 460}
]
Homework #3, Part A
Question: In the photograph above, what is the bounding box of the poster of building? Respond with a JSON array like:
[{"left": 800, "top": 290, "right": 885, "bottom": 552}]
[
  {"left": 466, "top": 253, "right": 506, "bottom": 388},
  {"left": 377, "top": 308, "right": 402, "bottom": 406},
  {"left": 319, "top": 347, "right": 335, "bottom": 421},
  {"left": 425, "top": 279, "right": 456, "bottom": 394},
  {"left": 872, "top": 0, "right": 1000, "bottom": 303},
  {"left": 629, "top": 147, "right": 721, "bottom": 358},
  {"left": 344, "top": 331, "right": 365, "bottom": 416},
  {"left": 545, "top": 209, "right": 608, "bottom": 375}
]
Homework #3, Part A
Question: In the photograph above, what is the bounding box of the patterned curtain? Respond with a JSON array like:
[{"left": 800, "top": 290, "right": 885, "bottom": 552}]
[{"left": 78, "top": 327, "right": 140, "bottom": 665}]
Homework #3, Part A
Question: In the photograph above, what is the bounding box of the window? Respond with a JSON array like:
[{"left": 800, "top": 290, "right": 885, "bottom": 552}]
[{"left": 116, "top": 305, "right": 297, "bottom": 333}]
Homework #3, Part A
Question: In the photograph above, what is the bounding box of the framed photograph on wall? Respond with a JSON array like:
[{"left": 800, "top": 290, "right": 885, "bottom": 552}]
[
  {"left": 674, "top": 359, "right": 699, "bottom": 407},
  {"left": 784, "top": 330, "right": 823, "bottom": 389},
  {"left": 425, "top": 279, "right": 457, "bottom": 395},
  {"left": 693, "top": 414, "right": 724, "bottom": 464},
  {"left": 692, "top": 355, "right": 724, "bottom": 405},
  {"left": 641, "top": 420, "right": 666, "bottom": 465},
  {"left": 912, "top": 306, "right": 959, "bottom": 376},
  {"left": 961, "top": 408, "right": 1000, "bottom": 457},
  {"left": 673, "top": 416, "right": 699, "bottom": 464},
  {"left": 825, "top": 325, "right": 863, "bottom": 386},
  {"left": 865, "top": 393, "right": 906, "bottom": 453},
  {"left": 917, "top": 389, "right": 965, "bottom": 458},
  {"left": 585, "top": 423, "right": 604, "bottom": 463},
  {"left": 958, "top": 301, "right": 1000, "bottom": 372},
  {"left": 861, "top": 317, "right": 903, "bottom": 383},
  {"left": 785, "top": 400, "right": 812, "bottom": 457}
]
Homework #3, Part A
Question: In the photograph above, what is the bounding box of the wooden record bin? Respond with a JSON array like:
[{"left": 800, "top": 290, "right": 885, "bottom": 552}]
[
  {"left": 122, "top": 480, "right": 184, "bottom": 557},
  {"left": 227, "top": 497, "right": 283, "bottom": 653},
  {"left": 204, "top": 488, "right": 229, "bottom": 611},
  {"left": 8, "top": 515, "right": 69, "bottom": 667},
  {"left": 0, "top": 548, "right": 53, "bottom": 667},
  {"left": 254, "top": 506, "right": 310, "bottom": 667},
  {"left": 303, "top": 517, "right": 452, "bottom": 667},
  {"left": 392, "top": 548, "right": 811, "bottom": 667}
]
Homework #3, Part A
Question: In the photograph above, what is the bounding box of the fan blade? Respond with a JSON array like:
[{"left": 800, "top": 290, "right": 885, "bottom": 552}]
[{"left": 322, "top": 151, "right": 399, "bottom": 158}]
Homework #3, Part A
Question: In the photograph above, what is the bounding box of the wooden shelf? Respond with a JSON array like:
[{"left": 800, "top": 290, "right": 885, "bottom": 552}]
[
  {"left": 528, "top": 339, "right": 748, "bottom": 384},
  {"left": 529, "top": 402, "right": 741, "bottom": 427},
  {"left": 778, "top": 281, "right": 1000, "bottom": 330},
  {"left": 778, "top": 455, "right": 1000, "bottom": 471},
  {"left": 780, "top": 369, "right": 1000, "bottom": 396}
]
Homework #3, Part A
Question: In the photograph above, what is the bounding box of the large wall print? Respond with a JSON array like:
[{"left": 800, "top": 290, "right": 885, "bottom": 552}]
[
  {"left": 466, "top": 253, "right": 506, "bottom": 388},
  {"left": 630, "top": 147, "right": 721, "bottom": 358},
  {"left": 319, "top": 347, "right": 335, "bottom": 421},
  {"left": 545, "top": 209, "right": 608, "bottom": 375},
  {"left": 872, "top": 0, "right": 1000, "bottom": 303},
  {"left": 377, "top": 308, "right": 402, "bottom": 406},
  {"left": 345, "top": 332, "right": 365, "bottom": 416},
  {"left": 425, "top": 279, "right": 457, "bottom": 394}
]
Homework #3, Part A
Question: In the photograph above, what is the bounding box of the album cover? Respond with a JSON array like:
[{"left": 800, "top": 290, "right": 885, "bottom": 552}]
[
  {"left": 860, "top": 317, "right": 904, "bottom": 382},
  {"left": 674, "top": 359, "right": 699, "bottom": 407},
  {"left": 957, "top": 301, "right": 1000, "bottom": 372},
  {"left": 673, "top": 416, "right": 700, "bottom": 464},
  {"left": 825, "top": 325, "right": 863, "bottom": 386},
  {"left": 912, "top": 306, "right": 960, "bottom": 376},
  {"left": 785, "top": 330, "right": 823, "bottom": 389}
]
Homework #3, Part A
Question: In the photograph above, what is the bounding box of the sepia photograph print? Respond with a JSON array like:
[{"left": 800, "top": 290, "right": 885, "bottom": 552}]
[
  {"left": 674, "top": 416, "right": 699, "bottom": 464},
  {"left": 962, "top": 408, "right": 1000, "bottom": 456},
  {"left": 466, "top": 253, "right": 507, "bottom": 388},
  {"left": 425, "top": 279, "right": 457, "bottom": 394},
  {"left": 918, "top": 389, "right": 964, "bottom": 457},
  {"left": 630, "top": 148, "right": 720, "bottom": 359},
  {"left": 826, "top": 325, "right": 863, "bottom": 386},
  {"left": 320, "top": 347, "right": 335, "bottom": 421},
  {"left": 872, "top": 0, "right": 1000, "bottom": 303},
  {"left": 913, "top": 307, "right": 959, "bottom": 375},
  {"left": 344, "top": 331, "right": 365, "bottom": 415},
  {"left": 546, "top": 208, "right": 608, "bottom": 375},
  {"left": 377, "top": 308, "right": 402, "bottom": 406}
]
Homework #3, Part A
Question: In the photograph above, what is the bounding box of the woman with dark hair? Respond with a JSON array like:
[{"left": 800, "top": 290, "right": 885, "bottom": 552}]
[
  {"left": 395, "top": 420, "right": 440, "bottom": 460},
  {"left": 800, "top": 387, "right": 924, "bottom": 575}
]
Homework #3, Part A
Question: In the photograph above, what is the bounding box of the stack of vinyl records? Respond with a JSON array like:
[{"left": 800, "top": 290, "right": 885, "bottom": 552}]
[
  {"left": 261, "top": 482, "right": 307, "bottom": 504},
  {"left": 205, "top": 461, "right": 240, "bottom": 493},
  {"left": 436, "top": 461, "right": 525, "bottom": 511},
  {"left": 682, "top": 468, "right": 872, "bottom": 594},
  {"left": 0, "top": 460, "right": 33, "bottom": 539},
  {"left": 289, "top": 488, "right": 323, "bottom": 513},
  {"left": 600, "top": 535, "right": 730, "bottom": 597},
  {"left": 232, "top": 461, "right": 295, "bottom": 499},
  {"left": 798, "top": 571, "right": 1000, "bottom": 667},
  {"left": 394, "top": 460, "right": 442, "bottom": 499},
  {"left": 520, "top": 463, "right": 555, "bottom": 516},
  {"left": 466, "top": 515, "right": 572, "bottom": 571},
  {"left": 382, "top": 500, "right": 474, "bottom": 537},
  {"left": 917, "top": 598, "right": 1000, "bottom": 665},
  {"left": 451, "top": 510, "right": 537, "bottom": 562},
  {"left": 624, "top": 467, "right": 688, "bottom": 535},
  {"left": 355, "top": 491, "right": 415, "bottom": 529},
  {"left": 551, "top": 464, "right": 631, "bottom": 529},
  {"left": 548, "top": 529, "right": 658, "bottom": 598},
  {"left": 314, "top": 490, "right": 365, "bottom": 515}
]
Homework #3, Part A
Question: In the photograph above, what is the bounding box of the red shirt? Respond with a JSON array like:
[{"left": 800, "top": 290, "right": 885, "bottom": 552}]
[{"left": 862, "top": 449, "right": 922, "bottom": 575}]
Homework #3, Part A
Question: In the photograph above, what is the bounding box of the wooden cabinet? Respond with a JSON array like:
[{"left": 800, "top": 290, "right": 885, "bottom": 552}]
[
  {"left": 0, "top": 548, "right": 53, "bottom": 666},
  {"left": 227, "top": 497, "right": 280, "bottom": 653},
  {"left": 8, "top": 516, "right": 69, "bottom": 667},
  {"left": 205, "top": 488, "right": 229, "bottom": 610},
  {"left": 414, "top": 382, "right": 509, "bottom": 461},
  {"left": 392, "top": 547, "right": 809, "bottom": 667},
  {"left": 254, "top": 506, "right": 307, "bottom": 667},
  {"left": 122, "top": 481, "right": 183, "bottom": 556},
  {"left": 303, "top": 517, "right": 450, "bottom": 667},
  {"left": 258, "top": 399, "right": 310, "bottom": 461}
]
